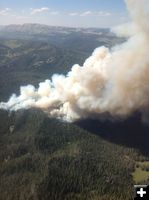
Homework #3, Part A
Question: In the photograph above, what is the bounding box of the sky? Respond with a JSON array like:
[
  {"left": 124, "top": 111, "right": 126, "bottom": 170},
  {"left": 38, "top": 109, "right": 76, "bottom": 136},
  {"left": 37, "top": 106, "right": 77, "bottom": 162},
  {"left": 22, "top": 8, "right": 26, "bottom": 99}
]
[{"left": 0, "top": 0, "right": 130, "bottom": 27}]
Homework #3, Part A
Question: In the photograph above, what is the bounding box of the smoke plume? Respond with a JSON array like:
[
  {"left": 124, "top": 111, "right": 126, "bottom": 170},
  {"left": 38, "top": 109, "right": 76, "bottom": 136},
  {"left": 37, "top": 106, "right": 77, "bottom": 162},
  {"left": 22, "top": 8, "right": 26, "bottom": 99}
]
[{"left": 0, "top": 0, "right": 149, "bottom": 122}]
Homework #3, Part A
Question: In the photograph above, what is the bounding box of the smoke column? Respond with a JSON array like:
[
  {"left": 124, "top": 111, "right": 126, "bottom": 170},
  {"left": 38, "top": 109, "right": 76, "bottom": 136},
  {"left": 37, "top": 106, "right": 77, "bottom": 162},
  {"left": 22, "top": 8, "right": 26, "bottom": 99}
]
[{"left": 0, "top": 0, "right": 149, "bottom": 122}]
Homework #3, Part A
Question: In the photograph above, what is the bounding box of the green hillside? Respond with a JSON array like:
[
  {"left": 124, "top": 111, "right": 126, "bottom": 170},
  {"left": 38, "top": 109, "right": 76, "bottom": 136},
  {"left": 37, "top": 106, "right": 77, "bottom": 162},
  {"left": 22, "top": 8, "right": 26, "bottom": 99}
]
[
  {"left": 0, "top": 39, "right": 87, "bottom": 101},
  {"left": 0, "top": 108, "right": 141, "bottom": 200}
]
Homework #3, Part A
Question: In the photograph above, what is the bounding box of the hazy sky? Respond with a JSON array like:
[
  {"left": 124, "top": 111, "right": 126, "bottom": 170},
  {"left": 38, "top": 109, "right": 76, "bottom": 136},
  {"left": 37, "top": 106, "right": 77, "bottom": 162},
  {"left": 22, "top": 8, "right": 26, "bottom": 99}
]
[{"left": 0, "top": 0, "right": 129, "bottom": 27}]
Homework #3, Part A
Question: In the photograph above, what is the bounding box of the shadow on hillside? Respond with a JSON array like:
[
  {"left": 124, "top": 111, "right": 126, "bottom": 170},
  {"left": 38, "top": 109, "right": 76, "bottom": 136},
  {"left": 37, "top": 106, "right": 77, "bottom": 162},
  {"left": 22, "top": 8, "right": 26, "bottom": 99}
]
[{"left": 75, "top": 114, "right": 149, "bottom": 157}]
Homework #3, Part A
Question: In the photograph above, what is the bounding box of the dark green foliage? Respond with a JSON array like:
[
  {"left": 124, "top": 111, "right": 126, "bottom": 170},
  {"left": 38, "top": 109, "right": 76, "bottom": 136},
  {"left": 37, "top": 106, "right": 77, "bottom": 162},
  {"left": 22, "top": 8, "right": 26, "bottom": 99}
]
[{"left": 0, "top": 108, "right": 147, "bottom": 200}]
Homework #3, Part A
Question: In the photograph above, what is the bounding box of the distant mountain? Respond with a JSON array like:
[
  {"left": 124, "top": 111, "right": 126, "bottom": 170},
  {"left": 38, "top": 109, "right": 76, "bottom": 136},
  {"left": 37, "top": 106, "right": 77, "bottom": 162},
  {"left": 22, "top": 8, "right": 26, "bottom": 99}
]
[
  {"left": 0, "top": 24, "right": 125, "bottom": 51},
  {"left": 0, "top": 24, "right": 125, "bottom": 101},
  {"left": 0, "top": 23, "right": 109, "bottom": 35},
  {"left": 0, "top": 25, "right": 5, "bottom": 31}
]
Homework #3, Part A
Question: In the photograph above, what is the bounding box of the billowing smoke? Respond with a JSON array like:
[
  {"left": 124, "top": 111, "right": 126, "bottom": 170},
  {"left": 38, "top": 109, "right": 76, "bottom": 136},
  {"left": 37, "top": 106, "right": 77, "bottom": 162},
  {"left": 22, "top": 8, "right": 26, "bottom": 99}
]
[{"left": 0, "top": 0, "right": 149, "bottom": 122}]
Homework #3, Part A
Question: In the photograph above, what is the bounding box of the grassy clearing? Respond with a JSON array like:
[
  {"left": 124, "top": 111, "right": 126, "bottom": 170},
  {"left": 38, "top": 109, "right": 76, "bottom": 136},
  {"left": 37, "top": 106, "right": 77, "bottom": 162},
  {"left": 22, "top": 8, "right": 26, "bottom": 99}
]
[
  {"left": 3, "top": 40, "right": 22, "bottom": 48},
  {"left": 132, "top": 161, "right": 149, "bottom": 183}
]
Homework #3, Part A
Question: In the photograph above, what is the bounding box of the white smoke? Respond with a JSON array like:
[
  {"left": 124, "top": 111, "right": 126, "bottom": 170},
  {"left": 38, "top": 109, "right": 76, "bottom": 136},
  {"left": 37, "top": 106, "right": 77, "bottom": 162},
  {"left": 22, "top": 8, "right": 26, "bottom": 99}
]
[{"left": 0, "top": 0, "right": 149, "bottom": 122}]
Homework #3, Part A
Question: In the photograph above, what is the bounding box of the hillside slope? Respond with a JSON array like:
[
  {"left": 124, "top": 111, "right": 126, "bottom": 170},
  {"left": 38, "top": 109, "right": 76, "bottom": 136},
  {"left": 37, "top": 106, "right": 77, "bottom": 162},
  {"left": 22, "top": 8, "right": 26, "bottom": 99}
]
[
  {"left": 0, "top": 39, "right": 86, "bottom": 101},
  {"left": 0, "top": 108, "right": 140, "bottom": 200}
]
